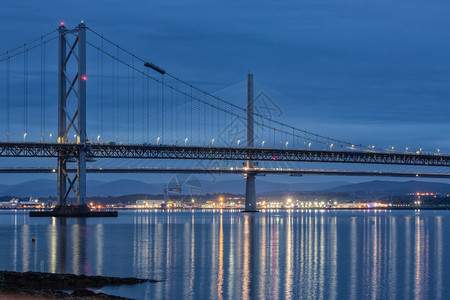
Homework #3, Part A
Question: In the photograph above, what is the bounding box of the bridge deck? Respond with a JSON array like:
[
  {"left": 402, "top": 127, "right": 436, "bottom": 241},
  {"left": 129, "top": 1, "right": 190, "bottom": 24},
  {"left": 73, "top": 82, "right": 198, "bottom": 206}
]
[{"left": 0, "top": 142, "right": 449, "bottom": 167}]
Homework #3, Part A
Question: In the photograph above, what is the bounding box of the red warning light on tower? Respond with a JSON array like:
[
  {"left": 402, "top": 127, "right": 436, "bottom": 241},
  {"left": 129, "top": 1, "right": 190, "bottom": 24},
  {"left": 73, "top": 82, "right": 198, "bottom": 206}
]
[
  {"left": 60, "top": 22, "right": 65, "bottom": 27},
  {"left": 81, "top": 75, "right": 87, "bottom": 81}
]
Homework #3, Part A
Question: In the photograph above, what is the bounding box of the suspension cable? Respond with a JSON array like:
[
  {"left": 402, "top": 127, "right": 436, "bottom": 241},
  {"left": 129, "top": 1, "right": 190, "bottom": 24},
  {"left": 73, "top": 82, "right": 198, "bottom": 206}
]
[
  {"left": 40, "top": 39, "right": 46, "bottom": 141},
  {"left": 0, "top": 29, "right": 58, "bottom": 58},
  {"left": 112, "top": 55, "right": 116, "bottom": 141},
  {"left": 86, "top": 39, "right": 379, "bottom": 150},
  {"left": 142, "top": 74, "right": 145, "bottom": 142},
  {"left": 146, "top": 69, "right": 150, "bottom": 143},
  {"left": 116, "top": 47, "right": 120, "bottom": 142},
  {"left": 127, "top": 67, "right": 130, "bottom": 143},
  {"left": 156, "top": 79, "right": 159, "bottom": 141},
  {"left": 96, "top": 48, "right": 100, "bottom": 136},
  {"left": 101, "top": 38, "right": 104, "bottom": 139},
  {"left": 5, "top": 58, "right": 10, "bottom": 141},
  {"left": 23, "top": 48, "right": 28, "bottom": 139},
  {"left": 0, "top": 35, "right": 58, "bottom": 64}
]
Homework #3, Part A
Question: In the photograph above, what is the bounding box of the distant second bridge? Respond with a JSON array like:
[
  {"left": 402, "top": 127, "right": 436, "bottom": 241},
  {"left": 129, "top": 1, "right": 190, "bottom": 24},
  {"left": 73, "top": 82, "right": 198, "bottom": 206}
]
[{"left": 1, "top": 166, "right": 450, "bottom": 179}]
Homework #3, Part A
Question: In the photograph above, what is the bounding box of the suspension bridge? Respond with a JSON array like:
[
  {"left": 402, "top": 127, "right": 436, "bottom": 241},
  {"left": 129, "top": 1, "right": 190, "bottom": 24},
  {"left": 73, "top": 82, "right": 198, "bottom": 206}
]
[{"left": 1, "top": 22, "right": 449, "bottom": 216}]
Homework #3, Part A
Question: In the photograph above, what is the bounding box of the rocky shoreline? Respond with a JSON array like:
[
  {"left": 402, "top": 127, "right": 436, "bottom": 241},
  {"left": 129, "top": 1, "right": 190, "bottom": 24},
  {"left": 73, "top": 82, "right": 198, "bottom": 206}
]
[{"left": 0, "top": 270, "right": 161, "bottom": 299}]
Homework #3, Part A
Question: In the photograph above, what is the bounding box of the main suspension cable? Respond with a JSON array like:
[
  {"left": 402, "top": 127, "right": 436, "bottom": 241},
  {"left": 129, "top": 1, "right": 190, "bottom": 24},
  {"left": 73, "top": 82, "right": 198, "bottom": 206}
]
[{"left": 86, "top": 39, "right": 379, "bottom": 151}]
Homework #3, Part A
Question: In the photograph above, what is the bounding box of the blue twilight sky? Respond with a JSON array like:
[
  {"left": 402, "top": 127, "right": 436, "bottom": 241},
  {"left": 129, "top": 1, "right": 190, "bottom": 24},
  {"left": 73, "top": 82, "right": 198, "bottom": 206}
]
[{"left": 0, "top": 0, "right": 450, "bottom": 185}]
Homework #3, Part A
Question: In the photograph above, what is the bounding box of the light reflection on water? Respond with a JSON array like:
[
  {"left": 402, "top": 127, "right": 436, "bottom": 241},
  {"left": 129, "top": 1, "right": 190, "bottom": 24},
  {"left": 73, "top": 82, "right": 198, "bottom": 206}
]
[{"left": 0, "top": 210, "right": 449, "bottom": 299}]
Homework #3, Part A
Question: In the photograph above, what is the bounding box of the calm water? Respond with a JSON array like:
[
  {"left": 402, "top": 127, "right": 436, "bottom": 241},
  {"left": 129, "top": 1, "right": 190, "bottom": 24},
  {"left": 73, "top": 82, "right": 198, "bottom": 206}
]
[{"left": 0, "top": 209, "right": 449, "bottom": 299}]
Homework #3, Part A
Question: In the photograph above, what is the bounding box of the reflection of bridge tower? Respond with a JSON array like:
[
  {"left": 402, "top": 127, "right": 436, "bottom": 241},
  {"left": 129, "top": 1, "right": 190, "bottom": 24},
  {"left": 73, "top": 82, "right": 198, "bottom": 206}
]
[{"left": 245, "top": 74, "right": 258, "bottom": 212}]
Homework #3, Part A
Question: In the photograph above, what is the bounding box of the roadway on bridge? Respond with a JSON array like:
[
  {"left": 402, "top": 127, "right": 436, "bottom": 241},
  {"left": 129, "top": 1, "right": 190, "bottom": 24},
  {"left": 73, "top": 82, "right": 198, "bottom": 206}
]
[{"left": 1, "top": 142, "right": 450, "bottom": 167}]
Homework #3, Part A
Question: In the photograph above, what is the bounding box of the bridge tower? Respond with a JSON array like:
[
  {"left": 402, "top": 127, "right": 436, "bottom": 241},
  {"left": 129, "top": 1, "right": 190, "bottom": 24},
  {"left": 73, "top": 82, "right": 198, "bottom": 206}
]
[
  {"left": 244, "top": 74, "right": 258, "bottom": 212},
  {"left": 55, "top": 22, "right": 88, "bottom": 213}
]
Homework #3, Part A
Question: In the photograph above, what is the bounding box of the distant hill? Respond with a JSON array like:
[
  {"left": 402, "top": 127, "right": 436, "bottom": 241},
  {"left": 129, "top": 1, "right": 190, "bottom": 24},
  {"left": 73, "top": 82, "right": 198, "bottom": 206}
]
[
  {"left": 0, "top": 179, "right": 163, "bottom": 198},
  {"left": 0, "top": 178, "right": 349, "bottom": 197},
  {"left": 0, "top": 179, "right": 55, "bottom": 197},
  {"left": 1, "top": 178, "right": 449, "bottom": 198},
  {"left": 326, "top": 180, "right": 450, "bottom": 194},
  {"left": 204, "top": 179, "right": 348, "bottom": 194}
]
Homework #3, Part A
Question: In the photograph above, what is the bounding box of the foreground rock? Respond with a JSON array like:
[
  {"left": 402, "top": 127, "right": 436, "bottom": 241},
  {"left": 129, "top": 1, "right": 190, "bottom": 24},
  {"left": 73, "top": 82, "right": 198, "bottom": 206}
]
[
  {"left": 0, "top": 287, "right": 129, "bottom": 299},
  {"left": 0, "top": 270, "right": 161, "bottom": 299}
]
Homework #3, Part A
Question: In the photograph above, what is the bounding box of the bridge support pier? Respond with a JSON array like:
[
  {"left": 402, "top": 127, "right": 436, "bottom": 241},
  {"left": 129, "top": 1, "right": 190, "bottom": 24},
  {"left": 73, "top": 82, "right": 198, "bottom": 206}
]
[
  {"left": 245, "top": 173, "right": 257, "bottom": 212},
  {"left": 244, "top": 74, "right": 258, "bottom": 212}
]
